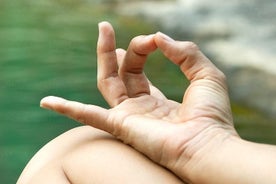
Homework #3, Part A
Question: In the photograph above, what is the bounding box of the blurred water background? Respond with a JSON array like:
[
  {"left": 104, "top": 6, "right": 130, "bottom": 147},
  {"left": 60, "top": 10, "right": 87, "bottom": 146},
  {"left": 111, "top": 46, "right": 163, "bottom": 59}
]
[{"left": 1, "top": 0, "right": 275, "bottom": 183}]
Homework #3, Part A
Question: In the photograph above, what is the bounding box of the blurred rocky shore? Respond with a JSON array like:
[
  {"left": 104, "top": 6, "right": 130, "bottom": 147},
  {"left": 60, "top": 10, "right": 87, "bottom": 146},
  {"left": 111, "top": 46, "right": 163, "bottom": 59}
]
[{"left": 115, "top": 0, "right": 276, "bottom": 118}]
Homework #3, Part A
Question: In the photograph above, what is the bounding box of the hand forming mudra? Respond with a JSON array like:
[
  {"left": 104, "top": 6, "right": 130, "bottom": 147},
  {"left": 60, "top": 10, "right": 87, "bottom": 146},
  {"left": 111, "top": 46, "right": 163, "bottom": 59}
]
[{"left": 40, "top": 22, "right": 239, "bottom": 183}]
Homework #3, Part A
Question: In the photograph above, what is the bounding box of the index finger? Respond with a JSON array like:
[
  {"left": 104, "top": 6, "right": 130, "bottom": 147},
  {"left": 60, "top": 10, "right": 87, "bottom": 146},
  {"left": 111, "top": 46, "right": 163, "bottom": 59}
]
[{"left": 119, "top": 34, "right": 157, "bottom": 97}]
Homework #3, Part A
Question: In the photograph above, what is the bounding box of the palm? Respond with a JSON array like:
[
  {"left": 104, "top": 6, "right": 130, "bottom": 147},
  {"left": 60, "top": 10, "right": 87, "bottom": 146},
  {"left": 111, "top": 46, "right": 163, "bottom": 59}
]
[{"left": 105, "top": 73, "right": 235, "bottom": 163}]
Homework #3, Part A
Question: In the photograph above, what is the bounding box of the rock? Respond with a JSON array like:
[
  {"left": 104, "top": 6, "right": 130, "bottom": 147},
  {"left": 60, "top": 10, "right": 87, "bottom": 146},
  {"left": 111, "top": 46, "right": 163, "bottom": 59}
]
[{"left": 116, "top": 0, "right": 276, "bottom": 117}]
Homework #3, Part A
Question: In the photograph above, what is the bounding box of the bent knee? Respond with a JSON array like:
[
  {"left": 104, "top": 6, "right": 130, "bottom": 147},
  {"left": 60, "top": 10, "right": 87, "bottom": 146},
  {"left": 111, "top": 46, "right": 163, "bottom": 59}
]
[
  {"left": 18, "top": 126, "right": 113, "bottom": 183},
  {"left": 19, "top": 126, "right": 183, "bottom": 184},
  {"left": 62, "top": 127, "right": 184, "bottom": 184},
  {"left": 31, "top": 126, "right": 113, "bottom": 162}
]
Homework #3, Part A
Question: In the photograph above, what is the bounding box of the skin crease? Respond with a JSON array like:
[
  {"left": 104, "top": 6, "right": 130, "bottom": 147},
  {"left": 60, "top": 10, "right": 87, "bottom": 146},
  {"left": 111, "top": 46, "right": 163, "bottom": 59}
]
[{"left": 18, "top": 22, "right": 276, "bottom": 184}]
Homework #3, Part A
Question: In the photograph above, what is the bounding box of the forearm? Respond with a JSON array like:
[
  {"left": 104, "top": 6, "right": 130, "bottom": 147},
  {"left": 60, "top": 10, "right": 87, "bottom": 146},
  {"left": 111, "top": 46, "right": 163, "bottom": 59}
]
[
  {"left": 185, "top": 136, "right": 276, "bottom": 184},
  {"left": 223, "top": 139, "right": 276, "bottom": 184}
]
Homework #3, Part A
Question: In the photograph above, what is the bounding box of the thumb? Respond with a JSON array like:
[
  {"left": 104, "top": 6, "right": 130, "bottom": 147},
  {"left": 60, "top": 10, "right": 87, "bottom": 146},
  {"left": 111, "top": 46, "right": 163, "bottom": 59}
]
[
  {"left": 154, "top": 32, "right": 232, "bottom": 123},
  {"left": 154, "top": 32, "right": 226, "bottom": 85},
  {"left": 40, "top": 96, "right": 112, "bottom": 132}
]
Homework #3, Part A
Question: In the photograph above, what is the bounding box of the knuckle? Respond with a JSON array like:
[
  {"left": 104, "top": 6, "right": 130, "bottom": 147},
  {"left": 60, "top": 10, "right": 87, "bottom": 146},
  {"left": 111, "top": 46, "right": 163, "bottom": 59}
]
[
  {"left": 217, "top": 70, "right": 228, "bottom": 87},
  {"left": 213, "top": 67, "right": 227, "bottom": 82},
  {"left": 97, "top": 80, "right": 103, "bottom": 91},
  {"left": 75, "top": 104, "right": 88, "bottom": 124},
  {"left": 97, "top": 77, "right": 111, "bottom": 91},
  {"left": 209, "top": 68, "right": 228, "bottom": 87},
  {"left": 184, "top": 41, "right": 199, "bottom": 50},
  {"left": 129, "top": 36, "right": 142, "bottom": 48},
  {"left": 183, "top": 41, "right": 199, "bottom": 56},
  {"left": 217, "top": 70, "right": 227, "bottom": 82},
  {"left": 129, "top": 36, "right": 143, "bottom": 54},
  {"left": 176, "top": 41, "right": 200, "bottom": 65}
]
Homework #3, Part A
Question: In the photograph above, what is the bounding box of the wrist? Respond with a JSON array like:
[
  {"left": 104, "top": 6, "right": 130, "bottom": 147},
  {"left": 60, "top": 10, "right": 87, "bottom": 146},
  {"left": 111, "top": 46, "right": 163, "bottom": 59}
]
[
  {"left": 182, "top": 134, "right": 276, "bottom": 184},
  {"left": 171, "top": 127, "right": 241, "bottom": 183},
  {"left": 189, "top": 134, "right": 242, "bottom": 184}
]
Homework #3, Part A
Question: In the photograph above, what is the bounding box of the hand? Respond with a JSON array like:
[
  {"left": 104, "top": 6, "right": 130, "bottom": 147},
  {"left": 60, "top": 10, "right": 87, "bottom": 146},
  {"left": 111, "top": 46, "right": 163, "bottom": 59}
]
[{"left": 40, "top": 22, "right": 238, "bottom": 183}]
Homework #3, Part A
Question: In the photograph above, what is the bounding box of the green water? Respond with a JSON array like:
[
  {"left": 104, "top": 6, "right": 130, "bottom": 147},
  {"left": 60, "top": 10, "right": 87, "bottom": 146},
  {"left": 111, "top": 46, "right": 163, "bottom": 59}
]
[{"left": 0, "top": 1, "right": 275, "bottom": 183}]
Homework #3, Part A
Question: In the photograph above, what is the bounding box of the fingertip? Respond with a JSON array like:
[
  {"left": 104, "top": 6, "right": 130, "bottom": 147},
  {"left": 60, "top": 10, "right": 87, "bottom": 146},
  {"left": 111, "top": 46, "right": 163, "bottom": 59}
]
[
  {"left": 40, "top": 96, "right": 65, "bottom": 109},
  {"left": 116, "top": 48, "right": 126, "bottom": 55},
  {"left": 128, "top": 34, "right": 157, "bottom": 56},
  {"left": 97, "top": 21, "right": 116, "bottom": 53},
  {"left": 116, "top": 48, "right": 126, "bottom": 67},
  {"left": 155, "top": 32, "right": 175, "bottom": 43},
  {"left": 40, "top": 96, "right": 50, "bottom": 108},
  {"left": 154, "top": 32, "right": 175, "bottom": 57},
  {"left": 98, "top": 21, "right": 112, "bottom": 30}
]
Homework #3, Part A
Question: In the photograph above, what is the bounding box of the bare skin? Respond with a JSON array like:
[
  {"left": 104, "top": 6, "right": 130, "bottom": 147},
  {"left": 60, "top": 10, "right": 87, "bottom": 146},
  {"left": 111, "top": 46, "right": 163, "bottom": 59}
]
[
  {"left": 18, "top": 22, "right": 276, "bottom": 184},
  {"left": 17, "top": 126, "right": 184, "bottom": 184}
]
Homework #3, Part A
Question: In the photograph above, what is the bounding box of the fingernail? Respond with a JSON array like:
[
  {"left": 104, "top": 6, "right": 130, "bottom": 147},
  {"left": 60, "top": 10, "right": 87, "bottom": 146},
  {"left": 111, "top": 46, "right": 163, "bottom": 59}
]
[{"left": 157, "top": 32, "right": 174, "bottom": 42}]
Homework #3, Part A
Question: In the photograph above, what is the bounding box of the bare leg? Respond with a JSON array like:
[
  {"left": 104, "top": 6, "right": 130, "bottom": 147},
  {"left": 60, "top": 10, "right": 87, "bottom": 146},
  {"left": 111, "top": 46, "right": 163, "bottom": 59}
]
[{"left": 17, "top": 126, "right": 184, "bottom": 184}]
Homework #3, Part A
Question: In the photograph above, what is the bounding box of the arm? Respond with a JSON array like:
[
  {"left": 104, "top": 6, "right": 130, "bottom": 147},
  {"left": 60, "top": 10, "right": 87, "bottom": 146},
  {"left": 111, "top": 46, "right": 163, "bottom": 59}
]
[
  {"left": 184, "top": 133, "right": 276, "bottom": 184},
  {"left": 40, "top": 22, "right": 276, "bottom": 184}
]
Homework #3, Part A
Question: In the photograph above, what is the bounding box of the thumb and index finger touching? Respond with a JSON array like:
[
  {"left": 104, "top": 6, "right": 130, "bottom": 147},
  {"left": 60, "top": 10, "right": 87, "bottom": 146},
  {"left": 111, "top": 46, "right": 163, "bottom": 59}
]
[
  {"left": 154, "top": 31, "right": 225, "bottom": 85},
  {"left": 99, "top": 21, "right": 225, "bottom": 103},
  {"left": 40, "top": 21, "right": 226, "bottom": 134}
]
